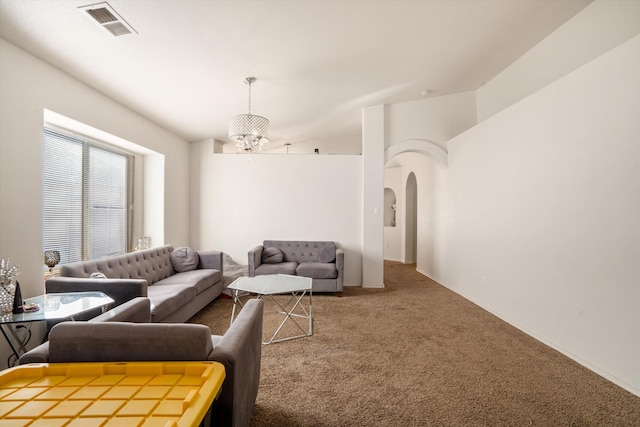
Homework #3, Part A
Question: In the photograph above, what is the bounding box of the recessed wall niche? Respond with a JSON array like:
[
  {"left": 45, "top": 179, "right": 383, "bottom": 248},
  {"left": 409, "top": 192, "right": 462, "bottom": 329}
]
[{"left": 384, "top": 187, "right": 396, "bottom": 227}]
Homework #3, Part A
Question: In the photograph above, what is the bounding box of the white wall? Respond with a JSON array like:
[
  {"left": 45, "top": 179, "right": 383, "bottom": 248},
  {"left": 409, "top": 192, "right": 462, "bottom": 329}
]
[
  {"left": 386, "top": 91, "right": 477, "bottom": 150},
  {"left": 434, "top": 34, "right": 640, "bottom": 394},
  {"left": 362, "top": 106, "right": 385, "bottom": 287},
  {"left": 0, "top": 39, "right": 191, "bottom": 299},
  {"left": 225, "top": 132, "right": 363, "bottom": 155},
  {"left": 190, "top": 141, "right": 363, "bottom": 286},
  {"left": 379, "top": 1, "right": 640, "bottom": 395},
  {"left": 477, "top": 0, "right": 640, "bottom": 121}
]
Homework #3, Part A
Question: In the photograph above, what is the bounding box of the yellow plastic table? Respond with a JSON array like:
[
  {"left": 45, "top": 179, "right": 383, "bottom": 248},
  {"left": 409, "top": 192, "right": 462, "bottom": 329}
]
[{"left": 0, "top": 361, "right": 225, "bottom": 427}]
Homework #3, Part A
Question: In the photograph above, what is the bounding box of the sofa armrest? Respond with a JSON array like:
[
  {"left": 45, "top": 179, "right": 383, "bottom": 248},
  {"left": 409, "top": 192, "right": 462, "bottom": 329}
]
[
  {"left": 18, "top": 342, "right": 50, "bottom": 364},
  {"left": 46, "top": 277, "right": 148, "bottom": 308},
  {"left": 208, "top": 299, "right": 264, "bottom": 427},
  {"left": 197, "top": 250, "right": 224, "bottom": 275},
  {"left": 335, "top": 248, "right": 345, "bottom": 291},
  {"left": 89, "top": 297, "right": 151, "bottom": 323},
  {"left": 247, "top": 245, "right": 264, "bottom": 277}
]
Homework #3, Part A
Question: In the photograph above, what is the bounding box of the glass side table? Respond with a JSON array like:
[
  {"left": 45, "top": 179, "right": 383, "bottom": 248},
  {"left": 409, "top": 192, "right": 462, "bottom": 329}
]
[{"left": 0, "top": 291, "right": 114, "bottom": 366}]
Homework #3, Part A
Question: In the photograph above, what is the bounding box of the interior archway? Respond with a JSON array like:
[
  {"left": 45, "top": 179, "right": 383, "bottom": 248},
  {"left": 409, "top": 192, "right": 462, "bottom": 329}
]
[
  {"left": 404, "top": 172, "right": 417, "bottom": 264},
  {"left": 384, "top": 139, "right": 448, "bottom": 168},
  {"left": 383, "top": 139, "right": 447, "bottom": 273}
]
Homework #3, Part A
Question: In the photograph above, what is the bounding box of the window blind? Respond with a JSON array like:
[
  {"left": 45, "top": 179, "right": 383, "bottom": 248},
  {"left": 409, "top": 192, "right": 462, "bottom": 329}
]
[{"left": 43, "top": 128, "right": 131, "bottom": 264}]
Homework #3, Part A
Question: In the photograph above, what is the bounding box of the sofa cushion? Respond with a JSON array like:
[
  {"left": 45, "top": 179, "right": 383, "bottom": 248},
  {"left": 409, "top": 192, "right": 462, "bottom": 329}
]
[
  {"left": 261, "top": 247, "right": 284, "bottom": 264},
  {"left": 147, "top": 284, "right": 197, "bottom": 322},
  {"left": 255, "top": 261, "right": 298, "bottom": 276},
  {"left": 170, "top": 247, "right": 200, "bottom": 272},
  {"left": 155, "top": 269, "right": 222, "bottom": 295},
  {"left": 296, "top": 262, "right": 338, "bottom": 279}
]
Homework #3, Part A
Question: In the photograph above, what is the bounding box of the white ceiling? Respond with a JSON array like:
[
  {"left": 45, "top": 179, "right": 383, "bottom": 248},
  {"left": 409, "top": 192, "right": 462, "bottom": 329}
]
[{"left": 0, "top": 0, "right": 591, "bottom": 153}]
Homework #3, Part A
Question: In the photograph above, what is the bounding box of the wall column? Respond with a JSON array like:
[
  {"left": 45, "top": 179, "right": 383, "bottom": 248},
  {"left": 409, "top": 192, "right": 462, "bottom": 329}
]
[{"left": 362, "top": 105, "right": 385, "bottom": 287}]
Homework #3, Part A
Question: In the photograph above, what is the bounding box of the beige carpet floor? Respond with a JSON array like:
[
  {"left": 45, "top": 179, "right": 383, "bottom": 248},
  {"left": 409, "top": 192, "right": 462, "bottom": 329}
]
[{"left": 190, "top": 261, "right": 640, "bottom": 426}]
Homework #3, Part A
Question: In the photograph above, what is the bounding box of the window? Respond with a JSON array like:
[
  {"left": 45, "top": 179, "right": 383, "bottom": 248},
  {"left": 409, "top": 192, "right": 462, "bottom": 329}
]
[{"left": 43, "top": 128, "right": 133, "bottom": 264}]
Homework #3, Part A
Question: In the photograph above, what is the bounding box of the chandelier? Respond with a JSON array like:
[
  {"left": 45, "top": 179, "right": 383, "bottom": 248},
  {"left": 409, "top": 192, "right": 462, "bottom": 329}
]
[{"left": 229, "top": 77, "right": 270, "bottom": 152}]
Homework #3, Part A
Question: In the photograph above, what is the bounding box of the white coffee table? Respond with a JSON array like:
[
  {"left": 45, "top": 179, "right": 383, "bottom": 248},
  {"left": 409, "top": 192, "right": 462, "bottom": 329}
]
[{"left": 228, "top": 274, "right": 312, "bottom": 344}]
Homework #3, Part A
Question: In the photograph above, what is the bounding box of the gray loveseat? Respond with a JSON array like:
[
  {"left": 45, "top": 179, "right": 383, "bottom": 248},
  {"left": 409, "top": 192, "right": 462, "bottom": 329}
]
[
  {"left": 19, "top": 297, "right": 264, "bottom": 427},
  {"left": 45, "top": 245, "right": 224, "bottom": 322},
  {"left": 248, "top": 240, "right": 344, "bottom": 296}
]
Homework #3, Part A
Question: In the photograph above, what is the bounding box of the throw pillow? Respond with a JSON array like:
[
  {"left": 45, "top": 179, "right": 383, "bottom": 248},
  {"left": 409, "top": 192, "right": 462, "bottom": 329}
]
[
  {"left": 90, "top": 272, "right": 107, "bottom": 279},
  {"left": 262, "top": 247, "right": 284, "bottom": 264},
  {"left": 318, "top": 242, "right": 337, "bottom": 263},
  {"left": 170, "top": 247, "right": 200, "bottom": 272}
]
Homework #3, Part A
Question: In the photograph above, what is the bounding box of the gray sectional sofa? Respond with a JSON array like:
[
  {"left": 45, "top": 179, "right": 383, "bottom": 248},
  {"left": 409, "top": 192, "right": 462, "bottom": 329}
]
[
  {"left": 19, "top": 297, "right": 264, "bottom": 427},
  {"left": 248, "top": 240, "right": 344, "bottom": 296},
  {"left": 45, "top": 245, "right": 224, "bottom": 323}
]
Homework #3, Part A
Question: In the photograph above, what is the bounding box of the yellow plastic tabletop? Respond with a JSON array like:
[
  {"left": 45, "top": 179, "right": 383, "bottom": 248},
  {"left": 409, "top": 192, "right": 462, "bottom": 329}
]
[{"left": 0, "top": 361, "right": 226, "bottom": 427}]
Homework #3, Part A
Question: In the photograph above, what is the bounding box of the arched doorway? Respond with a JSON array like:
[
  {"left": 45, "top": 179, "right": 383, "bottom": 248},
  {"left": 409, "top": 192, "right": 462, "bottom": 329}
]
[
  {"left": 383, "top": 139, "right": 447, "bottom": 276},
  {"left": 405, "top": 172, "right": 417, "bottom": 264}
]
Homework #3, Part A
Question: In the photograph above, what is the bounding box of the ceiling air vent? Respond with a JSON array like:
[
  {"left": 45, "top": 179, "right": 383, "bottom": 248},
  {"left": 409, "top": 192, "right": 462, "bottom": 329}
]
[{"left": 79, "top": 2, "right": 137, "bottom": 37}]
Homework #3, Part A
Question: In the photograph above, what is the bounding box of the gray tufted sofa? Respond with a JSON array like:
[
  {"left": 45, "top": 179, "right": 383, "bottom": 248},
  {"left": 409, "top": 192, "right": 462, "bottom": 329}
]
[
  {"left": 45, "top": 245, "right": 224, "bottom": 322},
  {"left": 248, "top": 240, "right": 344, "bottom": 296}
]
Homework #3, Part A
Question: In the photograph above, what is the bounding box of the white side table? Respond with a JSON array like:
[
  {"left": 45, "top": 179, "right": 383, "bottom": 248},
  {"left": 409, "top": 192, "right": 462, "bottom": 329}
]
[{"left": 228, "top": 274, "right": 312, "bottom": 344}]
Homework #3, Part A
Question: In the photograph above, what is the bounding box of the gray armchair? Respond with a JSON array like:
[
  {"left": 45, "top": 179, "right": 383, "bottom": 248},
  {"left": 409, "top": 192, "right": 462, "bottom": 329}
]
[{"left": 19, "top": 297, "right": 264, "bottom": 427}]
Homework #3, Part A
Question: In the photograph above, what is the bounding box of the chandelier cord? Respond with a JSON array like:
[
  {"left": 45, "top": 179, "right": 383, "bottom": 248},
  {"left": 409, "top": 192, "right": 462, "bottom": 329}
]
[{"left": 247, "top": 79, "right": 252, "bottom": 115}]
